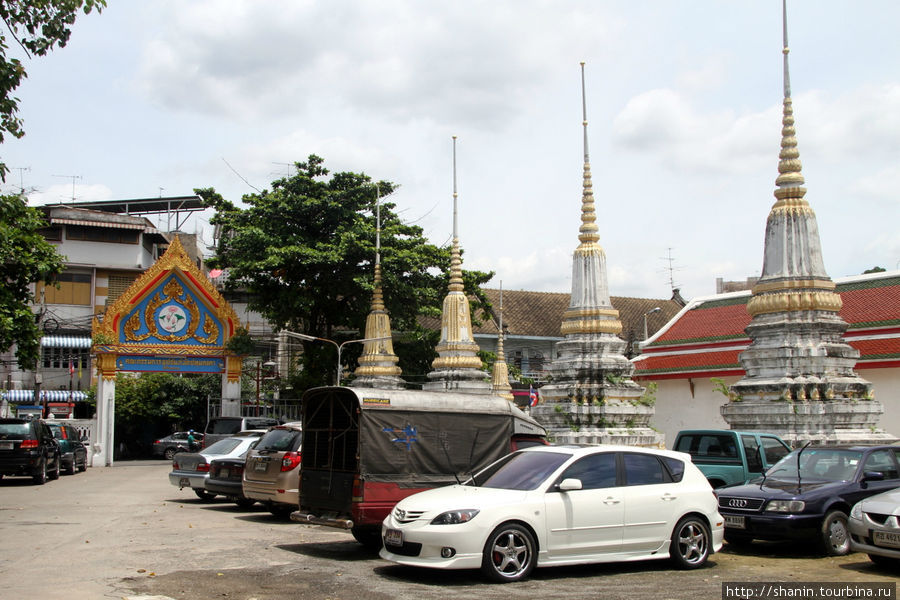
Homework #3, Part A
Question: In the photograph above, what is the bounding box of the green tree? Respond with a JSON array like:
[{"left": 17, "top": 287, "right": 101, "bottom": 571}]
[
  {"left": 0, "top": 0, "right": 106, "bottom": 180},
  {"left": 197, "top": 155, "right": 493, "bottom": 390},
  {"left": 112, "top": 372, "right": 219, "bottom": 457},
  {"left": 1, "top": 194, "right": 64, "bottom": 367}
]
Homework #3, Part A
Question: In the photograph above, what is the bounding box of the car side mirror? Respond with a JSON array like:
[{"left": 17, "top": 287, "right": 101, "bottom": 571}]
[
  {"left": 558, "top": 478, "right": 583, "bottom": 492},
  {"left": 862, "top": 471, "right": 885, "bottom": 482}
]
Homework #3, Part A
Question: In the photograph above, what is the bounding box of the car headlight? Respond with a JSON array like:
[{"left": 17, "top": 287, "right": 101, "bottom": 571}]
[
  {"left": 850, "top": 503, "right": 863, "bottom": 520},
  {"left": 430, "top": 509, "right": 480, "bottom": 525},
  {"left": 765, "top": 500, "right": 805, "bottom": 513}
]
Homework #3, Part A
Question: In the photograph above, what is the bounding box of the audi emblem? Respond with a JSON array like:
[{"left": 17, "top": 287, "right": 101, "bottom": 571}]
[{"left": 728, "top": 498, "right": 749, "bottom": 508}]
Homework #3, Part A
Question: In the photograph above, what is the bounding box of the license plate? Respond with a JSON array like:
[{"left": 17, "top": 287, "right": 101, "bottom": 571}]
[
  {"left": 873, "top": 530, "right": 900, "bottom": 549},
  {"left": 254, "top": 460, "right": 268, "bottom": 472},
  {"left": 724, "top": 515, "right": 746, "bottom": 529},
  {"left": 179, "top": 477, "right": 190, "bottom": 488},
  {"left": 384, "top": 528, "right": 403, "bottom": 547},
  {"left": 0, "top": 442, "right": 12, "bottom": 450},
  {"left": 220, "top": 468, "right": 229, "bottom": 478}
]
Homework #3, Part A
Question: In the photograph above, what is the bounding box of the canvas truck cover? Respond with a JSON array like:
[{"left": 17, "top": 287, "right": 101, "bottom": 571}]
[{"left": 301, "top": 386, "right": 546, "bottom": 486}]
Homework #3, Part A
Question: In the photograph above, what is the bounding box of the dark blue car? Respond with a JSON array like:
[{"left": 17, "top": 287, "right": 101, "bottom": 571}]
[{"left": 716, "top": 445, "right": 900, "bottom": 556}]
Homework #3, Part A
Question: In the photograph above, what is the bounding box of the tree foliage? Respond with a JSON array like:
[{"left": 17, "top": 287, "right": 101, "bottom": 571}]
[
  {"left": 0, "top": 0, "right": 106, "bottom": 180},
  {"left": 111, "top": 372, "right": 219, "bottom": 457},
  {"left": 197, "top": 155, "right": 493, "bottom": 390},
  {"left": 0, "top": 194, "right": 64, "bottom": 367}
]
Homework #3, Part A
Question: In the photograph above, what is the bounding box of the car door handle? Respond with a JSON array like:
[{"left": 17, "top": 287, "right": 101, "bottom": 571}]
[
  {"left": 661, "top": 493, "right": 677, "bottom": 501},
  {"left": 603, "top": 497, "right": 621, "bottom": 505}
]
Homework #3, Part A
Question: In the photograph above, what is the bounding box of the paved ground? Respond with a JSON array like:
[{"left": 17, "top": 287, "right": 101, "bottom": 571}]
[{"left": 0, "top": 461, "right": 896, "bottom": 600}]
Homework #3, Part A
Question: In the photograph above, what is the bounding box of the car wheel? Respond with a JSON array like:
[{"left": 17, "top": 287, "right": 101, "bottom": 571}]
[
  {"left": 193, "top": 488, "right": 217, "bottom": 502},
  {"left": 33, "top": 459, "right": 47, "bottom": 485},
  {"left": 65, "top": 457, "right": 76, "bottom": 475},
  {"left": 351, "top": 526, "right": 383, "bottom": 552},
  {"left": 164, "top": 448, "right": 177, "bottom": 461},
  {"left": 819, "top": 510, "right": 851, "bottom": 556},
  {"left": 670, "top": 516, "right": 711, "bottom": 569},
  {"left": 77, "top": 456, "right": 87, "bottom": 472},
  {"left": 234, "top": 497, "right": 255, "bottom": 509},
  {"left": 49, "top": 456, "right": 61, "bottom": 480},
  {"left": 480, "top": 522, "right": 536, "bottom": 583}
]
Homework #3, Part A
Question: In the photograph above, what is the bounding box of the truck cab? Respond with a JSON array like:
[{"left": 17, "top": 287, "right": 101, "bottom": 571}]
[
  {"left": 291, "top": 386, "right": 547, "bottom": 548},
  {"left": 673, "top": 429, "right": 791, "bottom": 489}
]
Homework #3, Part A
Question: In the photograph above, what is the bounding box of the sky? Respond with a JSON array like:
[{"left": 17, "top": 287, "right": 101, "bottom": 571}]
[{"left": 3, "top": 0, "right": 899, "bottom": 302}]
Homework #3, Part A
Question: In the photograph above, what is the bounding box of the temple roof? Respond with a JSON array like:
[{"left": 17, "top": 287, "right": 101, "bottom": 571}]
[{"left": 634, "top": 272, "right": 900, "bottom": 379}]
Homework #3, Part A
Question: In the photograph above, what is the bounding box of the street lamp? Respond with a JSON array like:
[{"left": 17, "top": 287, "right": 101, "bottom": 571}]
[
  {"left": 282, "top": 331, "right": 390, "bottom": 386},
  {"left": 643, "top": 307, "right": 662, "bottom": 340}
]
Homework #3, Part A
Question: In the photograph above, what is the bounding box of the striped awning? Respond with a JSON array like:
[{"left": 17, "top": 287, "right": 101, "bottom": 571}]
[
  {"left": 50, "top": 217, "right": 146, "bottom": 230},
  {"left": 41, "top": 336, "right": 93, "bottom": 349},
  {"left": 1, "top": 390, "right": 89, "bottom": 403}
]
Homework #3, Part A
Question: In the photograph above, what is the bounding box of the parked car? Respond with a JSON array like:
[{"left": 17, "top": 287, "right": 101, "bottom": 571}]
[
  {"left": 152, "top": 431, "right": 205, "bottom": 460},
  {"left": 45, "top": 422, "right": 87, "bottom": 474},
  {"left": 168, "top": 434, "right": 261, "bottom": 501},
  {"left": 849, "top": 487, "right": 900, "bottom": 567},
  {"left": 203, "top": 416, "right": 280, "bottom": 448},
  {"left": 380, "top": 444, "right": 723, "bottom": 583},
  {"left": 0, "top": 418, "right": 62, "bottom": 484},
  {"left": 673, "top": 430, "right": 791, "bottom": 489},
  {"left": 206, "top": 455, "right": 256, "bottom": 509},
  {"left": 243, "top": 422, "right": 302, "bottom": 518},
  {"left": 716, "top": 445, "right": 900, "bottom": 555}
]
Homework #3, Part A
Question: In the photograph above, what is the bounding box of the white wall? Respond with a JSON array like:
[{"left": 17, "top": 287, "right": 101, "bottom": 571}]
[
  {"left": 57, "top": 239, "right": 149, "bottom": 269},
  {"left": 649, "top": 369, "right": 899, "bottom": 449}
]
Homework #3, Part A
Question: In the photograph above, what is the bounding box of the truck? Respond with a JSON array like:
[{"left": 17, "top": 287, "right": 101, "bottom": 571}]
[
  {"left": 672, "top": 429, "right": 791, "bottom": 489},
  {"left": 291, "top": 386, "right": 547, "bottom": 548}
]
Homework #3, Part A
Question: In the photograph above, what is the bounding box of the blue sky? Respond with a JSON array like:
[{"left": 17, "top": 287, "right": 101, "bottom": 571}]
[{"left": 4, "top": 0, "right": 899, "bottom": 300}]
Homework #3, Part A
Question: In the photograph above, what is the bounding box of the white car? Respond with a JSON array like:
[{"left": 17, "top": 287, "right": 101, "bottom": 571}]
[
  {"left": 380, "top": 445, "right": 724, "bottom": 582},
  {"left": 849, "top": 487, "right": 900, "bottom": 567}
]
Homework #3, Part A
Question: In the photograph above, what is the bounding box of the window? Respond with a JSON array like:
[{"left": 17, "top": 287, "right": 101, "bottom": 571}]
[
  {"left": 741, "top": 435, "right": 763, "bottom": 471},
  {"left": 66, "top": 224, "right": 139, "bottom": 244},
  {"left": 863, "top": 450, "right": 899, "bottom": 480},
  {"left": 761, "top": 437, "right": 790, "bottom": 464},
  {"left": 36, "top": 272, "right": 91, "bottom": 305},
  {"left": 558, "top": 453, "right": 617, "bottom": 489},
  {"left": 661, "top": 457, "right": 685, "bottom": 482},
  {"left": 623, "top": 453, "right": 666, "bottom": 486}
]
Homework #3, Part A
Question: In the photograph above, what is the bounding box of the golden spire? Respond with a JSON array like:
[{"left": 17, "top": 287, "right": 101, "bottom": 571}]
[
  {"left": 354, "top": 183, "right": 403, "bottom": 387},
  {"left": 426, "top": 136, "right": 487, "bottom": 390},
  {"left": 448, "top": 135, "right": 464, "bottom": 293},
  {"left": 559, "top": 61, "right": 622, "bottom": 336},
  {"left": 491, "top": 283, "right": 513, "bottom": 401},
  {"left": 747, "top": 0, "right": 840, "bottom": 317}
]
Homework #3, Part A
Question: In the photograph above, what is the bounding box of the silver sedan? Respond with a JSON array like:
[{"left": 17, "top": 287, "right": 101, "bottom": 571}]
[{"left": 168, "top": 435, "right": 260, "bottom": 501}]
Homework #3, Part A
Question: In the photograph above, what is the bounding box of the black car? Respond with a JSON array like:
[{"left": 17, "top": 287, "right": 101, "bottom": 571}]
[
  {"left": 46, "top": 422, "right": 88, "bottom": 474},
  {"left": 152, "top": 431, "right": 204, "bottom": 460},
  {"left": 716, "top": 445, "right": 900, "bottom": 556},
  {"left": 0, "top": 418, "right": 63, "bottom": 484},
  {"left": 206, "top": 456, "right": 255, "bottom": 509}
]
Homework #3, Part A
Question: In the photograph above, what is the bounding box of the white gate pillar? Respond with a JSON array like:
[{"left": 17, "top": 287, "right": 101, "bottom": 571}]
[{"left": 93, "top": 373, "right": 116, "bottom": 466}]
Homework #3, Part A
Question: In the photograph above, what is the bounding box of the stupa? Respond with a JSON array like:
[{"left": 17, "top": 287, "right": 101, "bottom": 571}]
[
  {"left": 490, "top": 285, "right": 514, "bottom": 401},
  {"left": 722, "top": 1, "right": 894, "bottom": 446},
  {"left": 531, "top": 64, "right": 663, "bottom": 446},
  {"left": 423, "top": 137, "right": 491, "bottom": 394},
  {"left": 352, "top": 185, "right": 405, "bottom": 389}
]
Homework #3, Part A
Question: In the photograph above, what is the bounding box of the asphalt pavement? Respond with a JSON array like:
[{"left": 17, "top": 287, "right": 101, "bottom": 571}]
[{"left": 0, "top": 461, "right": 895, "bottom": 600}]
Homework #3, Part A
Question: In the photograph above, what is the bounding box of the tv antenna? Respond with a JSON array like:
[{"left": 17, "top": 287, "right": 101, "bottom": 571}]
[
  {"left": 52, "top": 174, "right": 82, "bottom": 203},
  {"left": 12, "top": 166, "right": 30, "bottom": 193},
  {"left": 659, "top": 247, "right": 683, "bottom": 292}
]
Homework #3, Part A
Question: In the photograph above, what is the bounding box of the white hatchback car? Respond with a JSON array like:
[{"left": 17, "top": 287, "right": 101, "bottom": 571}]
[{"left": 380, "top": 445, "right": 724, "bottom": 582}]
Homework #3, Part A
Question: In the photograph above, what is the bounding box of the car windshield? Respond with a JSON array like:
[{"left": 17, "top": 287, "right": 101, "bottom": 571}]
[
  {"left": 203, "top": 438, "right": 244, "bottom": 455},
  {"left": 766, "top": 448, "right": 863, "bottom": 481},
  {"left": 470, "top": 450, "right": 571, "bottom": 491}
]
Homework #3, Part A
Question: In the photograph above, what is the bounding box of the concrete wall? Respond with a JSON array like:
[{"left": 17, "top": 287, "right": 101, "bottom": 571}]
[{"left": 649, "top": 369, "right": 898, "bottom": 449}]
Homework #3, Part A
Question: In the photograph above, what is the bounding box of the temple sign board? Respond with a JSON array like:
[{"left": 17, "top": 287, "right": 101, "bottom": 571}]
[{"left": 91, "top": 236, "right": 243, "bottom": 466}]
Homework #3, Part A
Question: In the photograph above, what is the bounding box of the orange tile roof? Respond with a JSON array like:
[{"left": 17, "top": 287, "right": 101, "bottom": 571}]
[{"left": 635, "top": 274, "right": 900, "bottom": 378}]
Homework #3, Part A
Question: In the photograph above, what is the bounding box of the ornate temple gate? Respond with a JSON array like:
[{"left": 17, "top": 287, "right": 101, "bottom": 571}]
[{"left": 91, "top": 237, "right": 243, "bottom": 466}]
